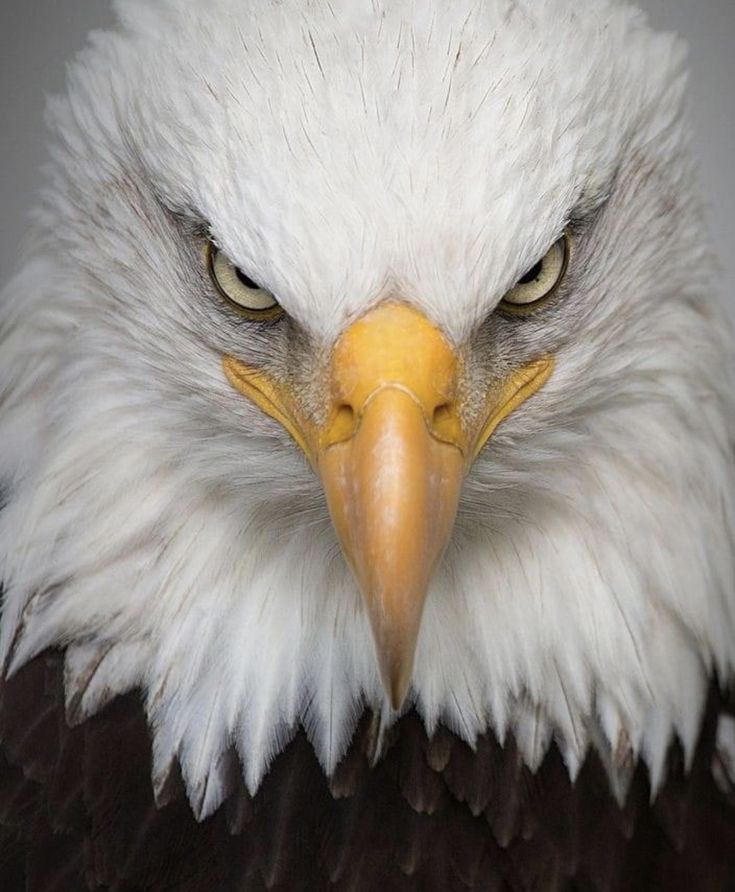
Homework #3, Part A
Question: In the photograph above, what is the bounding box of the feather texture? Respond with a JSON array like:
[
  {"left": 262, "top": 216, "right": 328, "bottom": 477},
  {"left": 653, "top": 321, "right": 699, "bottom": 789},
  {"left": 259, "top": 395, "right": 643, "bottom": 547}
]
[
  {"left": 0, "top": 0, "right": 733, "bottom": 818},
  {"left": 1, "top": 651, "right": 735, "bottom": 890}
]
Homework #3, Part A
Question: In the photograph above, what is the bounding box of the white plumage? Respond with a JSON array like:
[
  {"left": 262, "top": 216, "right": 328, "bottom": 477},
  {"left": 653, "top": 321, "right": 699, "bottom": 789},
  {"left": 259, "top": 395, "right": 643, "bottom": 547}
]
[{"left": 0, "top": 0, "right": 733, "bottom": 823}]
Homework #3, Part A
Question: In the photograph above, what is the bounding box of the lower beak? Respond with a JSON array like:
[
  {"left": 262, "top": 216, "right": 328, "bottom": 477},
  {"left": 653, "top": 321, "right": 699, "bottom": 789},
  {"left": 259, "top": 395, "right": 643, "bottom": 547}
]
[{"left": 223, "top": 302, "right": 553, "bottom": 709}]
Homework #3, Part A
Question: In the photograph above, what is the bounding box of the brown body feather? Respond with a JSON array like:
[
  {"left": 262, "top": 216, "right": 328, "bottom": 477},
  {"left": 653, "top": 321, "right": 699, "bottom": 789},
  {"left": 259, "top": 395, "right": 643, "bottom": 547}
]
[{"left": 0, "top": 651, "right": 734, "bottom": 891}]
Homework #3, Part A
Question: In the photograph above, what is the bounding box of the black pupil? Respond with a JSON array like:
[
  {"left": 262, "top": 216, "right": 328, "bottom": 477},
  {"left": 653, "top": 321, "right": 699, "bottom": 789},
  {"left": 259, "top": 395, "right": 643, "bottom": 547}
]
[
  {"left": 518, "top": 259, "right": 543, "bottom": 285},
  {"left": 236, "top": 268, "right": 260, "bottom": 290}
]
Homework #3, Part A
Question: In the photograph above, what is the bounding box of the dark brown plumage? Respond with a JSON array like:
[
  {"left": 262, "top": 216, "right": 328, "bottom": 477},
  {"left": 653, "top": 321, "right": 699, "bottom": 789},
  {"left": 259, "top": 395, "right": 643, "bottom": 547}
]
[{"left": 1, "top": 649, "right": 734, "bottom": 891}]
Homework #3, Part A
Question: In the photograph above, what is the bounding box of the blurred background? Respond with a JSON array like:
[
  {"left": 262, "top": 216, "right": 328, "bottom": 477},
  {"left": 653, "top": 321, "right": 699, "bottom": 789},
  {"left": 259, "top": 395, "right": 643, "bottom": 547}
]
[{"left": 1, "top": 0, "right": 733, "bottom": 313}]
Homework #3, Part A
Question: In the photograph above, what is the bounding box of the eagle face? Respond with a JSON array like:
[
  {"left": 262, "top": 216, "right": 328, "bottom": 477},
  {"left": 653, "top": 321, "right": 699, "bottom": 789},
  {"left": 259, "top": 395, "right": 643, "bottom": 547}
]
[{"left": 1, "top": 0, "right": 733, "bottom": 816}]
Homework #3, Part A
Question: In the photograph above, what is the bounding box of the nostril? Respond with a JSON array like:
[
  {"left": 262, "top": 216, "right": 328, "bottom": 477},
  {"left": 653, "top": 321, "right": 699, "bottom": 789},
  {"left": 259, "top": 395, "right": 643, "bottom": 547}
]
[
  {"left": 336, "top": 403, "right": 355, "bottom": 424},
  {"left": 432, "top": 403, "right": 453, "bottom": 430},
  {"left": 330, "top": 403, "right": 356, "bottom": 442}
]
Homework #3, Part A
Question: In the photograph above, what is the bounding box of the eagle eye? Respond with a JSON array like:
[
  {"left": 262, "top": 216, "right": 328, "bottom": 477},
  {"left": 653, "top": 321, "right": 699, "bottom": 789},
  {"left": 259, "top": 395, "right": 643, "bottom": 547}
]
[
  {"left": 500, "top": 232, "right": 570, "bottom": 312},
  {"left": 207, "top": 243, "right": 283, "bottom": 319}
]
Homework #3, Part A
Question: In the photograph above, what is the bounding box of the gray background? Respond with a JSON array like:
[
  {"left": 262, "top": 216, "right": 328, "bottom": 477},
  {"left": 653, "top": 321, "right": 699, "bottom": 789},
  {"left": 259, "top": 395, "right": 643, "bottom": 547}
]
[{"left": 1, "top": 1, "right": 733, "bottom": 312}]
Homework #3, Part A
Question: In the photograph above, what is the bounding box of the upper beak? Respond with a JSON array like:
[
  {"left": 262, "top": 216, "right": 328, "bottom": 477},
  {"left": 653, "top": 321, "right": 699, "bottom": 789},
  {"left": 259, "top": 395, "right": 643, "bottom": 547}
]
[
  {"left": 317, "top": 303, "right": 466, "bottom": 708},
  {"left": 223, "top": 302, "right": 553, "bottom": 709}
]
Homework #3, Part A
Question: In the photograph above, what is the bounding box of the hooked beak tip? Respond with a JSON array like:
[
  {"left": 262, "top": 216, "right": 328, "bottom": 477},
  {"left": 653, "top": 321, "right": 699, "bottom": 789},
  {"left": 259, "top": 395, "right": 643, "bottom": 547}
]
[
  {"left": 383, "top": 657, "right": 413, "bottom": 711},
  {"left": 370, "top": 613, "right": 423, "bottom": 711}
]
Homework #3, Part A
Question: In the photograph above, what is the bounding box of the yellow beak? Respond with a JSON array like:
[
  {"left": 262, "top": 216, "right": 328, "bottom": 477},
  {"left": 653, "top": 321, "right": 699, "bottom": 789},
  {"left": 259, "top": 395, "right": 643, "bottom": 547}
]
[{"left": 223, "top": 303, "right": 553, "bottom": 709}]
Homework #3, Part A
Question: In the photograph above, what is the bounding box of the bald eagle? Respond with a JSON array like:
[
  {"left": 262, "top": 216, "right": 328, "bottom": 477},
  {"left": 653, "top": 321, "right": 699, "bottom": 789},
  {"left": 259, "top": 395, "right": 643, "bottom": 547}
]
[{"left": 1, "top": 0, "right": 734, "bottom": 889}]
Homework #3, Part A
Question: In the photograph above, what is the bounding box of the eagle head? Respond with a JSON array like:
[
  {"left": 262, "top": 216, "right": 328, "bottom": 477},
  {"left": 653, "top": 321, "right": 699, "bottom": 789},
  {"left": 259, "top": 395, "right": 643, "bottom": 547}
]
[{"left": 1, "top": 0, "right": 733, "bottom": 817}]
